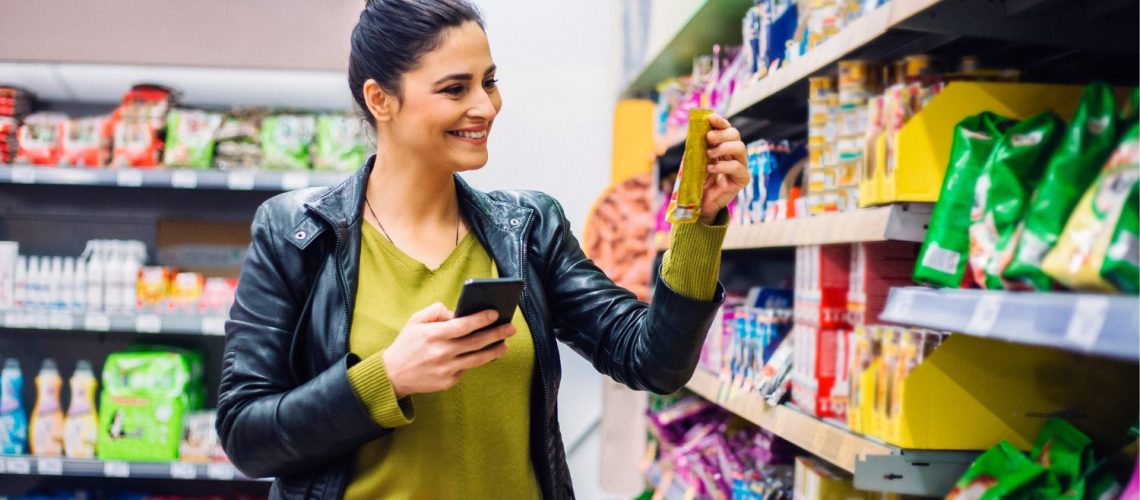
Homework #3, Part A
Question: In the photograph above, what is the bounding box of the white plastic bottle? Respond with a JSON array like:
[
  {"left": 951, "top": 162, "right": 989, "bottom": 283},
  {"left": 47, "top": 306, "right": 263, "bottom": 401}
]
[
  {"left": 121, "top": 244, "right": 142, "bottom": 313},
  {"left": 63, "top": 360, "right": 97, "bottom": 458},
  {"left": 48, "top": 257, "right": 63, "bottom": 310},
  {"left": 103, "top": 245, "right": 123, "bottom": 312},
  {"left": 86, "top": 244, "right": 105, "bottom": 312},
  {"left": 13, "top": 256, "right": 27, "bottom": 310},
  {"left": 73, "top": 260, "right": 87, "bottom": 312},
  {"left": 27, "top": 257, "right": 42, "bottom": 309},
  {"left": 61, "top": 258, "right": 75, "bottom": 312}
]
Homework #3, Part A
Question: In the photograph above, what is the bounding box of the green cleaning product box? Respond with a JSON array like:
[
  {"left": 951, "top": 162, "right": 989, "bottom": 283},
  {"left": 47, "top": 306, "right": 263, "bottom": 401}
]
[{"left": 96, "top": 350, "right": 201, "bottom": 461}]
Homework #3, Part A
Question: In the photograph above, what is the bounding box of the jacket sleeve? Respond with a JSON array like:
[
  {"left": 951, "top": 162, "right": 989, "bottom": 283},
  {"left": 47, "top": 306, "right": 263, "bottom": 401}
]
[
  {"left": 216, "top": 204, "right": 388, "bottom": 479},
  {"left": 539, "top": 196, "right": 725, "bottom": 394}
]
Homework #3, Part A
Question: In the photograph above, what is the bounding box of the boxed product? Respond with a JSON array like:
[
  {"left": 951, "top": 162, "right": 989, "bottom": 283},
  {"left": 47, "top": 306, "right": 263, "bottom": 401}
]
[
  {"left": 97, "top": 349, "right": 203, "bottom": 461},
  {"left": 180, "top": 411, "right": 227, "bottom": 463},
  {"left": 848, "top": 241, "right": 918, "bottom": 326},
  {"left": 791, "top": 324, "right": 847, "bottom": 419},
  {"left": 795, "top": 244, "right": 851, "bottom": 328}
]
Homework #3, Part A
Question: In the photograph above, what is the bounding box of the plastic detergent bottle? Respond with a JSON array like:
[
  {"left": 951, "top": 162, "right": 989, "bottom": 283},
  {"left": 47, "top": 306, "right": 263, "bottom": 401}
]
[
  {"left": 0, "top": 358, "right": 28, "bottom": 454},
  {"left": 64, "top": 360, "right": 98, "bottom": 458},
  {"left": 30, "top": 358, "right": 64, "bottom": 456}
]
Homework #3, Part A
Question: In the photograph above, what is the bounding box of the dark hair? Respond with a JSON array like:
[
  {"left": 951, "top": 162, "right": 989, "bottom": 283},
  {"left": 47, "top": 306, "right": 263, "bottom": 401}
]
[{"left": 349, "top": 0, "right": 485, "bottom": 126}]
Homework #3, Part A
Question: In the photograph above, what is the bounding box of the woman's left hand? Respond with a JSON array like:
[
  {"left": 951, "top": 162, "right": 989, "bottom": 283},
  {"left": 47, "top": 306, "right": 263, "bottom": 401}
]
[{"left": 699, "top": 114, "right": 750, "bottom": 225}]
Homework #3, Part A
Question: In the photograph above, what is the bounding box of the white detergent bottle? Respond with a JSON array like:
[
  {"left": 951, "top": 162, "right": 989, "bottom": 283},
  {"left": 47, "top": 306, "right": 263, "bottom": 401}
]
[
  {"left": 85, "top": 244, "right": 105, "bottom": 312},
  {"left": 13, "top": 256, "right": 27, "bottom": 309},
  {"left": 64, "top": 360, "right": 97, "bottom": 458},
  {"left": 30, "top": 358, "right": 64, "bottom": 456}
]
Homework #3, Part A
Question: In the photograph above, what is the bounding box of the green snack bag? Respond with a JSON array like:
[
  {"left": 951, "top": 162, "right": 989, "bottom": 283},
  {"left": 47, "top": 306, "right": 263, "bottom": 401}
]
[
  {"left": 1042, "top": 124, "right": 1140, "bottom": 293},
  {"left": 914, "top": 112, "right": 1015, "bottom": 287},
  {"left": 1030, "top": 418, "right": 1094, "bottom": 496},
  {"left": 1120, "top": 87, "right": 1139, "bottom": 132},
  {"left": 314, "top": 114, "right": 367, "bottom": 172},
  {"left": 260, "top": 114, "right": 316, "bottom": 170},
  {"left": 162, "top": 109, "right": 223, "bottom": 169},
  {"left": 1004, "top": 84, "right": 1119, "bottom": 290},
  {"left": 968, "top": 112, "right": 1065, "bottom": 289},
  {"left": 946, "top": 441, "right": 1059, "bottom": 499},
  {"left": 97, "top": 351, "right": 196, "bottom": 461}
]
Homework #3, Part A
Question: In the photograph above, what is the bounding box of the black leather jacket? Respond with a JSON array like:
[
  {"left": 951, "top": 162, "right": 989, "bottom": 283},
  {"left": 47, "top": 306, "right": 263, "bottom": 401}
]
[{"left": 217, "top": 158, "right": 724, "bottom": 499}]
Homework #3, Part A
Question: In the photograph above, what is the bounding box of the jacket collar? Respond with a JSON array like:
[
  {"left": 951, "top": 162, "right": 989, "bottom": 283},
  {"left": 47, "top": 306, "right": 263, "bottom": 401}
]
[{"left": 305, "top": 154, "right": 534, "bottom": 236}]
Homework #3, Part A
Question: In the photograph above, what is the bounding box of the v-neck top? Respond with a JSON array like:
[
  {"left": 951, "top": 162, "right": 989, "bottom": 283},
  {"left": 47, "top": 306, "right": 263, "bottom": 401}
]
[{"left": 343, "top": 223, "right": 540, "bottom": 500}]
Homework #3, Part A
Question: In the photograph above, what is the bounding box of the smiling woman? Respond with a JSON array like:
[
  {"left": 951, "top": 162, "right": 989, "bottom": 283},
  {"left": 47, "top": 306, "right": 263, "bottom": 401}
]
[{"left": 215, "top": 0, "right": 749, "bottom": 499}]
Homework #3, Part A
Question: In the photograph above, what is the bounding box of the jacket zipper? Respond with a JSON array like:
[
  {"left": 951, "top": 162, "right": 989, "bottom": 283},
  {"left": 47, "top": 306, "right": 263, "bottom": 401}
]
[{"left": 516, "top": 212, "right": 556, "bottom": 495}]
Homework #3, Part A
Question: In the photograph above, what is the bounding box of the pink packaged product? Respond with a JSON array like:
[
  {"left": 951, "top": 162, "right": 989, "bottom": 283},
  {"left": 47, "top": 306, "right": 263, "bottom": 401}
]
[
  {"left": 791, "top": 324, "right": 848, "bottom": 419},
  {"left": 198, "top": 277, "right": 237, "bottom": 314},
  {"left": 848, "top": 241, "right": 918, "bottom": 325},
  {"left": 794, "top": 244, "right": 851, "bottom": 328}
]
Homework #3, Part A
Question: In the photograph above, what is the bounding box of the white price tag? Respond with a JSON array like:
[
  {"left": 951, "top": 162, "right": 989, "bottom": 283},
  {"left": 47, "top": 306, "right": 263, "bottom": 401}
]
[
  {"left": 227, "top": 172, "right": 256, "bottom": 190},
  {"left": 965, "top": 294, "right": 1003, "bottom": 336},
  {"left": 49, "top": 312, "right": 74, "bottom": 330},
  {"left": 38, "top": 457, "right": 63, "bottom": 475},
  {"left": 6, "top": 457, "right": 31, "bottom": 474},
  {"left": 84, "top": 313, "right": 111, "bottom": 332},
  {"left": 2, "top": 312, "right": 16, "bottom": 328},
  {"left": 104, "top": 460, "right": 130, "bottom": 477},
  {"left": 57, "top": 169, "right": 97, "bottom": 184},
  {"left": 1065, "top": 296, "right": 1109, "bottom": 351},
  {"left": 170, "top": 461, "right": 198, "bottom": 479},
  {"left": 281, "top": 172, "right": 310, "bottom": 191},
  {"left": 135, "top": 314, "right": 162, "bottom": 333},
  {"left": 116, "top": 170, "right": 144, "bottom": 187},
  {"left": 206, "top": 463, "right": 235, "bottom": 480},
  {"left": 201, "top": 317, "right": 226, "bottom": 336},
  {"left": 170, "top": 170, "right": 199, "bottom": 189},
  {"left": 11, "top": 166, "right": 36, "bottom": 184}
]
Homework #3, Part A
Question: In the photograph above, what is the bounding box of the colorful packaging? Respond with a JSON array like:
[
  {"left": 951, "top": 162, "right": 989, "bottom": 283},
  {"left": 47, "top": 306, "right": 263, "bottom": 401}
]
[
  {"left": 1042, "top": 124, "right": 1140, "bottom": 293},
  {"left": 167, "top": 272, "right": 205, "bottom": 312},
  {"left": 61, "top": 116, "right": 112, "bottom": 167},
  {"left": 1030, "top": 418, "right": 1093, "bottom": 496},
  {"left": 163, "top": 109, "right": 223, "bottom": 168},
  {"left": 111, "top": 120, "right": 163, "bottom": 168},
  {"left": 0, "top": 358, "right": 28, "bottom": 454},
  {"left": 214, "top": 109, "right": 265, "bottom": 169},
  {"left": 314, "top": 114, "right": 367, "bottom": 171},
  {"left": 97, "top": 350, "right": 201, "bottom": 461},
  {"left": 914, "top": 112, "right": 1015, "bottom": 287},
  {"left": 17, "top": 112, "right": 67, "bottom": 165},
  {"left": 968, "top": 113, "right": 1064, "bottom": 289},
  {"left": 137, "top": 266, "right": 174, "bottom": 311},
  {"left": 30, "top": 358, "right": 64, "bottom": 456},
  {"left": 1004, "top": 83, "right": 1120, "bottom": 290},
  {"left": 110, "top": 85, "right": 176, "bottom": 168},
  {"left": 946, "top": 441, "right": 1058, "bottom": 499},
  {"left": 260, "top": 114, "right": 316, "bottom": 170},
  {"left": 64, "top": 360, "right": 98, "bottom": 459},
  {"left": 180, "top": 411, "right": 226, "bottom": 462},
  {"left": 667, "top": 108, "right": 712, "bottom": 224}
]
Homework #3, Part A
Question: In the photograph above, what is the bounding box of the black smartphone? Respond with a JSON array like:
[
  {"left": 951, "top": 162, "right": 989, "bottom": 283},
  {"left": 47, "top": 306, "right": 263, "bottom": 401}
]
[{"left": 454, "top": 278, "right": 525, "bottom": 329}]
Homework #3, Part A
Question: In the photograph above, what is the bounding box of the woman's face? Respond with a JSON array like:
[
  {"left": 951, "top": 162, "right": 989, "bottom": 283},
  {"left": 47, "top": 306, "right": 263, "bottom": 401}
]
[{"left": 388, "top": 21, "right": 501, "bottom": 172}]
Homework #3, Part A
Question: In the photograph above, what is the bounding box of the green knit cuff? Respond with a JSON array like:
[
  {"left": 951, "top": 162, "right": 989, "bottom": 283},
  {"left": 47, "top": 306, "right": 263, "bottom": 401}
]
[
  {"left": 660, "top": 210, "right": 728, "bottom": 301},
  {"left": 347, "top": 351, "right": 415, "bottom": 428}
]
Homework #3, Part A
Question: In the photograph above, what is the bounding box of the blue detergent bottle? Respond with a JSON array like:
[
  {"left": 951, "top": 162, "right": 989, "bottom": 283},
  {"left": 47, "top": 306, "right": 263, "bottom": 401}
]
[{"left": 1, "top": 358, "right": 29, "bottom": 454}]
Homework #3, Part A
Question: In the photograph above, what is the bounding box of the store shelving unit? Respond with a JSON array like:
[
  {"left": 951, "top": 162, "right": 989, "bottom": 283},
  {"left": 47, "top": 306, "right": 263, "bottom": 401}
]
[
  {"left": 1, "top": 455, "right": 261, "bottom": 482},
  {"left": 657, "top": 203, "right": 931, "bottom": 252},
  {"left": 1, "top": 310, "right": 228, "bottom": 337},
  {"left": 881, "top": 287, "right": 1140, "bottom": 361},
  {"left": 0, "top": 164, "right": 350, "bottom": 192}
]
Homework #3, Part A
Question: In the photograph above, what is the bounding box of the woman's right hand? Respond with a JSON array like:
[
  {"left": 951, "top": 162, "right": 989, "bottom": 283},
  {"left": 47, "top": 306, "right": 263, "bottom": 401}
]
[{"left": 382, "top": 303, "right": 515, "bottom": 399}]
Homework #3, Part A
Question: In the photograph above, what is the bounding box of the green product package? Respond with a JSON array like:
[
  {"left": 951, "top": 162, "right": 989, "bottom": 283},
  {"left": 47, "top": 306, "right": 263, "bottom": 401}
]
[
  {"left": 967, "top": 112, "right": 1065, "bottom": 289},
  {"left": 1004, "top": 83, "right": 1119, "bottom": 290},
  {"left": 1121, "top": 88, "right": 1139, "bottom": 131},
  {"left": 1042, "top": 124, "right": 1140, "bottom": 293},
  {"left": 1030, "top": 418, "right": 1094, "bottom": 496},
  {"left": 260, "top": 114, "right": 316, "bottom": 170},
  {"left": 913, "top": 112, "right": 1015, "bottom": 287},
  {"left": 946, "top": 441, "right": 1060, "bottom": 499},
  {"left": 314, "top": 115, "right": 367, "bottom": 172},
  {"left": 96, "top": 350, "right": 202, "bottom": 461},
  {"left": 162, "top": 109, "right": 223, "bottom": 169}
]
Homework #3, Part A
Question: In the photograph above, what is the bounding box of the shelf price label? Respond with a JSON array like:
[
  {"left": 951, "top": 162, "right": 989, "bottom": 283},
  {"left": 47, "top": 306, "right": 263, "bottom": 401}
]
[
  {"left": 116, "top": 170, "right": 145, "bottom": 188},
  {"left": 84, "top": 313, "right": 112, "bottom": 332},
  {"left": 38, "top": 457, "right": 63, "bottom": 475},
  {"left": 10, "top": 166, "right": 36, "bottom": 184},
  {"left": 206, "top": 463, "right": 236, "bottom": 480},
  {"left": 883, "top": 290, "right": 915, "bottom": 319},
  {"left": 49, "top": 312, "right": 74, "bottom": 330},
  {"left": 1065, "top": 296, "right": 1109, "bottom": 351},
  {"left": 5, "top": 457, "right": 32, "bottom": 474},
  {"left": 135, "top": 314, "right": 162, "bottom": 333},
  {"left": 170, "top": 461, "right": 198, "bottom": 479},
  {"left": 281, "top": 172, "right": 310, "bottom": 191},
  {"left": 201, "top": 317, "right": 227, "bottom": 336},
  {"left": 965, "top": 294, "right": 1003, "bottom": 336},
  {"left": 170, "top": 170, "right": 199, "bottom": 189},
  {"left": 104, "top": 460, "right": 130, "bottom": 477},
  {"left": 227, "top": 172, "right": 256, "bottom": 191}
]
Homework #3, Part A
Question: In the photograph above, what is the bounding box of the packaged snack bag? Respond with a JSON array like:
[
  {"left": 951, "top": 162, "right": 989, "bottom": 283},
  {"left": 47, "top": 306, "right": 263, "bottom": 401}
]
[
  {"left": 16, "top": 112, "right": 67, "bottom": 165},
  {"left": 62, "top": 116, "right": 111, "bottom": 167},
  {"left": 314, "top": 114, "right": 367, "bottom": 171},
  {"left": 1004, "top": 83, "right": 1119, "bottom": 290},
  {"left": 1042, "top": 124, "right": 1140, "bottom": 293},
  {"left": 946, "top": 441, "right": 1059, "bottom": 499},
  {"left": 666, "top": 108, "right": 712, "bottom": 224},
  {"left": 914, "top": 112, "right": 1015, "bottom": 287},
  {"left": 261, "top": 114, "right": 316, "bottom": 170},
  {"left": 968, "top": 112, "right": 1064, "bottom": 289},
  {"left": 1121, "top": 87, "right": 1139, "bottom": 131},
  {"left": 215, "top": 108, "right": 265, "bottom": 169},
  {"left": 163, "top": 109, "right": 223, "bottom": 168},
  {"left": 1030, "top": 418, "right": 1093, "bottom": 496}
]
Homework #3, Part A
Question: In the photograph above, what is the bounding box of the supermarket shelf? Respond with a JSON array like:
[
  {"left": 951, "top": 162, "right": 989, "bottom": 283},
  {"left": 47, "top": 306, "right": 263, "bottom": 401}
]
[
  {"left": 620, "top": 0, "right": 754, "bottom": 98},
  {"left": 686, "top": 368, "right": 892, "bottom": 472},
  {"left": 644, "top": 463, "right": 690, "bottom": 500},
  {"left": 1, "top": 455, "right": 262, "bottom": 482},
  {"left": 657, "top": 203, "right": 931, "bottom": 252},
  {"left": 0, "top": 310, "right": 228, "bottom": 337},
  {"left": 0, "top": 164, "right": 350, "bottom": 192},
  {"left": 880, "top": 287, "right": 1140, "bottom": 361}
]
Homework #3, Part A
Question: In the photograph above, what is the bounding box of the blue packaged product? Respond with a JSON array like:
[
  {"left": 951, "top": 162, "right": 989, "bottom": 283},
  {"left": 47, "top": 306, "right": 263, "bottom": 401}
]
[
  {"left": 766, "top": 0, "right": 799, "bottom": 70},
  {"left": 763, "top": 142, "right": 807, "bottom": 217},
  {"left": 1, "top": 358, "right": 28, "bottom": 454},
  {"left": 743, "top": 2, "right": 764, "bottom": 78}
]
